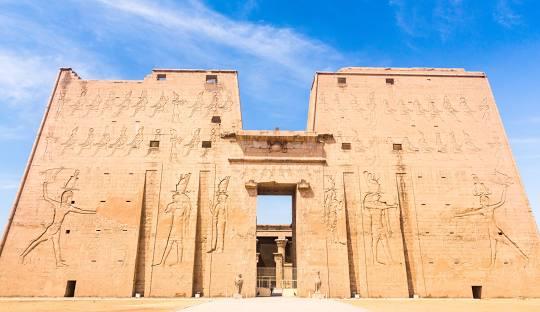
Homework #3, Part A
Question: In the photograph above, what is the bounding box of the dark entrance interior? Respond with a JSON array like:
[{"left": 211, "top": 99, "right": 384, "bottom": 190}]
[
  {"left": 472, "top": 285, "right": 482, "bottom": 299},
  {"left": 256, "top": 183, "right": 297, "bottom": 297},
  {"left": 64, "top": 280, "right": 76, "bottom": 297}
]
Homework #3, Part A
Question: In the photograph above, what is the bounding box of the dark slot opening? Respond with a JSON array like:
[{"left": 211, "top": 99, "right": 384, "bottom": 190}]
[
  {"left": 206, "top": 74, "right": 218, "bottom": 84},
  {"left": 202, "top": 141, "right": 212, "bottom": 148},
  {"left": 156, "top": 74, "right": 166, "bottom": 81},
  {"left": 393, "top": 143, "right": 402, "bottom": 151},
  {"left": 65, "top": 230, "right": 70, "bottom": 234},
  {"left": 211, "top": 116, "right": 221, "bottom": 123},
  {"left": 337, "top": 77, "right": 347, "bottom": 85},
  {"left": 65, "top": 280, "right": 76, "bottom": 297},
  {"left": 472, "top": 286, "right": 482, "bottom": 299},
  {"left": 149, "top": 140, "right": 160, "bottom": 148},
  {"left": 386, "top": 78, "right": 395, "bottom": 85},
  {"left": 341, "top": 142, "right": 351, "bottom": 150}
]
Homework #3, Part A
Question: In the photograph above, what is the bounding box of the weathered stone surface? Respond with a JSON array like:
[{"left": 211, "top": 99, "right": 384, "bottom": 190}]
[{"left": 0, "top": 67, "right": 538, "bottom": 298}]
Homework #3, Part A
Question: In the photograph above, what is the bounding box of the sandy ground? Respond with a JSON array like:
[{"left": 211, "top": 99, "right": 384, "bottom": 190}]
[
  {"left": 343, "top": 298, "right": 540, "bottom": 312},
  {"left": 0, "top": 297, "right": 539, "bottom": 312},
  {"left": 0, "top": 298, "right": 208, "bottom": 312}
]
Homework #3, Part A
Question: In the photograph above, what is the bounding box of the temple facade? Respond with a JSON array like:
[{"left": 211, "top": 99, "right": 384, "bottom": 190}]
[{"left": 0, "top": 67, "right": 538, "bottom": 298}]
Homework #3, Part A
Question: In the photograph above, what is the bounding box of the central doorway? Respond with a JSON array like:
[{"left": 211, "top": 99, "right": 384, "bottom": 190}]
[{"left": 256, "top": 183, "right": 297, "bottom": 297}]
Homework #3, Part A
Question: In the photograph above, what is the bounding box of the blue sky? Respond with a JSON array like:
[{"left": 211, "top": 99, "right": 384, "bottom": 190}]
[{"left": 0, "top": 0, "right": 539, "bottom": 229}]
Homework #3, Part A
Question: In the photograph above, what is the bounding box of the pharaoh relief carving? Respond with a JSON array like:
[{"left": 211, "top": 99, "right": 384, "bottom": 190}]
[
  {"left": 362, "top": 171, "right": 398, "bottom": 265},
  {"left": 454, "top": 172, "right": 528, "bottom": 266},
  {"left": 155, "top": 173, "right": 192, "bottom": 266},
  {"left": 207, "top": 176, "right": 230, "bottom": 253},
  {"left": 323, "top": 176, "right": 345, "bottom": 245},
  {"left": 189, "top": 91, "right": 204, "bottom": 117},
  {"left": 20, "top": 168, "right": 96, "bottom": 267}
]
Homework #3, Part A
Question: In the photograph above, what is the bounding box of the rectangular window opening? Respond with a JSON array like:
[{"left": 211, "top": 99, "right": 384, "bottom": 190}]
[
  {"left": 393, "top": 143, "right": 402, "bottom": 151},
  {"left": 149, "top": 140, "right": 160, "bottom": 148},
  {"left": 202, "top": 141, "right": 212, "bottom": 148},
  {"left": 472, "top": 286, "right": 482, "bottom": 299},
  {"left": 337, "top": 77, "right": 347, "bottom": 85},
  {"left": 206, "top": 74, "right": 218, "bottom": 84},
  {"left": 65, "top": 230, "right": 70, "bottom": 234},
  {"left": 211, "top": 116, "right": 222, "bottom": 123},
  {"left": 341, "top": 142, "right": 351, "bottom": 150},
  {"left": 65, "top": 280, "right": 76, "bottom": 297},
  {"left": 386, "top": 78, "right": 395, "bottom": 85},
  {"left": 156, "top": 74, "right": 166, "bottom": 81}
]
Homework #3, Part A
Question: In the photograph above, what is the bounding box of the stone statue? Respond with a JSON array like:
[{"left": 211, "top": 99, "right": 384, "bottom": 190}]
[
  {"left": 234, "top": 274, "right": 243, "bottom": 296},
  {"left": 314, "top": 271, "right": 321, "bottom": 294}
]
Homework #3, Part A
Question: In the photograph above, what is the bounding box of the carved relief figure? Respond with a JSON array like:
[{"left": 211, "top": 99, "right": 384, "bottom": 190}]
[
  {"left": 462, "top": 130, "right": 481, "bottom": 152},
  {"left": 207, "top": 176, "right": 230, "bottom": 253},
  {"left": 443, "top": 95, "right": 460, "bottom": 121},
  {"left": 93, "top": 128, "right": 111, "bottom": 156},
  {"left": 362, "top": 171, "right": 398, "bottom": 265},
  {"left": 449, "top": 131, "right": 463, "bottom": 153},
  {"left": 189, "top": 91, "right": 204, "bottom": 117},
  {"left": 324, "top": 176, "right": 345, "bottom": 244},
  {"left": 108, "top": 126, "right": 128, "bottom": 156},
  {"left": 171, "top": 91, "right": 185, "bottom": 122},
  {"left": 55, "top": 90, "right": 68, "bottom": 119},
  {"left": 155, "top": 173, "right": 192, "bottom": 266},
  {"left": 479, "top": 97, "right": 491, "bottom": 120},
  {"left": 20, "top": 168, "right": 96, "bottom": 266},
  {"left": 184, "top": 128, "right": 201, "bottom": 156},
  {"left": 435, "top": 132, "right": 447, "bottom": 153},
  {"left": 114, "top": 90, "right": 132, "bottom": 117},
  {"left": 126, "top": 127, "right": 144, "bottom": 155},
  {"left": 455, "top": 173, "right": 528, "bottom": 265},
  {"left": 150, "top": 92, "right": 168, "bottom": 117},
  {"left": 60, "top": 127, "right": 79, "bottom": 155},
  {"left": 100, "top": 91, "right": 115, "bottom": 116},
  {"left": 42, "top": 128, "right": 58, "bottom": 161},
  {"left": 77, "top": 128, "right": 95, "bottom": 155},
  {"left": 169, "top": 129, "right": 182, "bottom": 162},
  {"left": 132, "top": 90, "right": 148, "bottom": 117},
  {"left": 84, "top": 92, "right": 101, "bottom": 116}
]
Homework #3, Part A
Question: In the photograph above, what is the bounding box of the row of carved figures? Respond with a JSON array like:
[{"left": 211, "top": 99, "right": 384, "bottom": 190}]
[
  {"left": 322, "top": 170, "right": 528, "bottom": 267},
  {"left": 41, "top": 124, "right": 221, "bottom": 161},
  {"left": 321, "top": 92, "right": 493, "bottom": 124},
  {"left": 345, "top": 129, "right": 501, "bottom": 154},
  {"left": 53, "top": 86, "right": 234, "bottom": 120},
  {"left": 19, "top": 167, "right": 232, "bottom": 267},
  {"left": 18, "top": 166, "right": 528, "bottom": 269}
]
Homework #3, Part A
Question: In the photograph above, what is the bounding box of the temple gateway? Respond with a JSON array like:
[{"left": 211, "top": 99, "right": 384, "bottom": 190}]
[{"left": 0, "top": 67, "right": 538, "bottom": 298}]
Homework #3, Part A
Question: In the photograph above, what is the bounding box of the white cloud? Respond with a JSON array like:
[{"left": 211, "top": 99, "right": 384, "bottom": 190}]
[
  {"left": 95, "top": 0, "right": 342, "bottom": 82},
  {"left": 494, "top": 0, "right": 522, "bottom": 28}
]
